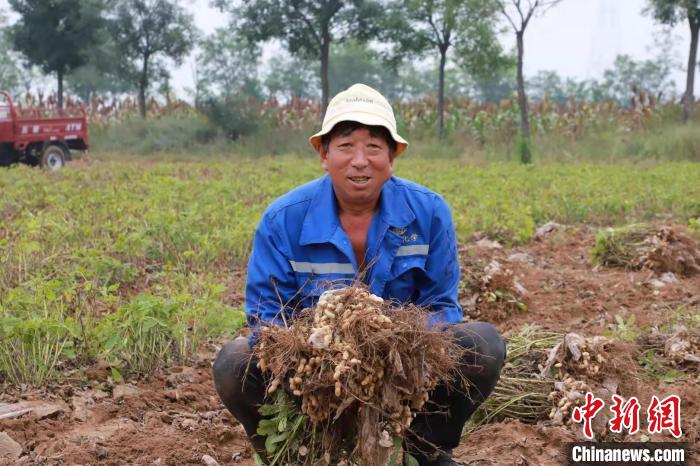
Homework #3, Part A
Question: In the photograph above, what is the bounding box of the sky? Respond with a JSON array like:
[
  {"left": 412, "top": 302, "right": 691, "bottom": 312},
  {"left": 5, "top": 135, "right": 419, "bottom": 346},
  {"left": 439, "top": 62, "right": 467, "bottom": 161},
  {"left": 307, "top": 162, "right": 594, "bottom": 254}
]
[{"left": 1, "top": 0, "right": 696, "bottom": 97}]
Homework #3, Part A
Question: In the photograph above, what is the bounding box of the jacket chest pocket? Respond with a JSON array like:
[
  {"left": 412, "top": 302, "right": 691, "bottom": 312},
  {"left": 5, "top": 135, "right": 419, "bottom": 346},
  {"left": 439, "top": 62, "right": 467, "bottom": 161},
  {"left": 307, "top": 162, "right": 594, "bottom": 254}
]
[{"left": 385, "top": 255, "right": 428, "bottom": 304}]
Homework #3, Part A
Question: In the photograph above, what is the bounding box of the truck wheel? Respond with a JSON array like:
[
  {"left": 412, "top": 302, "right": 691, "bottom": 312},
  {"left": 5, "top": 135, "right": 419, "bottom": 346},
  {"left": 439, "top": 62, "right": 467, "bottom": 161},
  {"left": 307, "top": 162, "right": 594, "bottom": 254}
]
[{"left": 40, "top": 145, "right": 67, "bottom": 170}]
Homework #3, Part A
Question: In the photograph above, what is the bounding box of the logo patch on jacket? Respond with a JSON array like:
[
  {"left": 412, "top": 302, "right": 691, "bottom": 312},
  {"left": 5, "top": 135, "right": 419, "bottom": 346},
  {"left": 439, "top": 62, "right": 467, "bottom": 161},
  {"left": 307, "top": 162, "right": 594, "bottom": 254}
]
[{"left": 390, "top": 227, "right": 421, "bottom": 244}]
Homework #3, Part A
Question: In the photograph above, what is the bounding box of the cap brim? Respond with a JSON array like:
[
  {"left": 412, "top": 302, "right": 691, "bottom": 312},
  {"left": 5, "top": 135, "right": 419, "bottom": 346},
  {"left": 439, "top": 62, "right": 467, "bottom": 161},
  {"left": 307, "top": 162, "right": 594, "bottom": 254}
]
[{"left": 309, "top": 112, "right": 408, "bottom": 156}]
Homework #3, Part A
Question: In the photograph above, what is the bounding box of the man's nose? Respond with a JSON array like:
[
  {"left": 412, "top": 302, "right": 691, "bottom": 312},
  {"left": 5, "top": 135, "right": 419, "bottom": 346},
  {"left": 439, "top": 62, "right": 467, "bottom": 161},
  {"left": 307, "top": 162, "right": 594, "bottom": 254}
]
[{"left": 350, "top": 148, "right": 369, "bottom": 168}]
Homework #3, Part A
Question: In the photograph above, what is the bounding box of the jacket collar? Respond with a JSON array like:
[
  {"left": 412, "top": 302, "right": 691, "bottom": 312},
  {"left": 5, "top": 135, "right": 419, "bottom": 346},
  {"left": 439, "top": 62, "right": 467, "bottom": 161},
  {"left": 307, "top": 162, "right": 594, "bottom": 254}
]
[{"left": 300, "top": 175, "right": 415, "bottom": 246}]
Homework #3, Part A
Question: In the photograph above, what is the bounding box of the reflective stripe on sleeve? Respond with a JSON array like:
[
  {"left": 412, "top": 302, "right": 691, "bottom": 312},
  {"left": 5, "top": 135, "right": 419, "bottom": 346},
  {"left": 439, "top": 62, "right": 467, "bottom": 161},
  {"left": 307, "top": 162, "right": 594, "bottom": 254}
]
[
  {"left": 289, "top": 261, "right": 355, "bottom": 274},
  {"left": 396, "top": 244, "right": 429, "bottom": 256}
]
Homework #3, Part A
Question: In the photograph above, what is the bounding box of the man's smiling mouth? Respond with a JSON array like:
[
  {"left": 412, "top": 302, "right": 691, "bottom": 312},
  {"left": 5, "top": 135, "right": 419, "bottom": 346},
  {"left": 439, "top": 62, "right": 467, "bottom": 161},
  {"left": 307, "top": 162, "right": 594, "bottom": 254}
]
[{"left": 348, "top": 176, "right": 370, "bottom": 184}]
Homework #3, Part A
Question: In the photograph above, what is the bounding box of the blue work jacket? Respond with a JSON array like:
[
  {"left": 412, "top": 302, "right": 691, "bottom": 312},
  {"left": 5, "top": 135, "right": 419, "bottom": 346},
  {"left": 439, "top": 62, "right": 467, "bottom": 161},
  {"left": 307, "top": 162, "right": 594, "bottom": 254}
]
[{"left": 245, "top": 174, "right": 462, "bottom": 344}]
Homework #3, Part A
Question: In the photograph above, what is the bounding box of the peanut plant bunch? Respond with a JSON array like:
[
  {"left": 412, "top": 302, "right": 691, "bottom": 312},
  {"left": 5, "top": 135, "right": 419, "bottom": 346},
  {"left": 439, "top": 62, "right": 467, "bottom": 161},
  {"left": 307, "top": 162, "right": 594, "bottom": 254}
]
[{"left": 254, "top": 285, "right": 465, "bottom": 466}]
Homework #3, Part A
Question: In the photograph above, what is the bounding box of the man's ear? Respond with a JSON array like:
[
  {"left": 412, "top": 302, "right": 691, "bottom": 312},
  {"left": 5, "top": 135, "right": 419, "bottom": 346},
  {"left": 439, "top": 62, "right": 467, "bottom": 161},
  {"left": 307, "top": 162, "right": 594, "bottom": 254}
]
[{"left": 319, "top": 145, "right": 330, "bottom": 171}]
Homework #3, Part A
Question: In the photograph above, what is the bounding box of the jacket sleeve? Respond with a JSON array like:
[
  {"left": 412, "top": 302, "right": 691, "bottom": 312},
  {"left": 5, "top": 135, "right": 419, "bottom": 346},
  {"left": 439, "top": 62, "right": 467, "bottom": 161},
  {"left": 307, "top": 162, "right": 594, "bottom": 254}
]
[
  {"left": 414, "top": 195, "right": 463, "bottom": 327},
  {"left": 245, "top": 211, "right": 299, "bottom": 347}
]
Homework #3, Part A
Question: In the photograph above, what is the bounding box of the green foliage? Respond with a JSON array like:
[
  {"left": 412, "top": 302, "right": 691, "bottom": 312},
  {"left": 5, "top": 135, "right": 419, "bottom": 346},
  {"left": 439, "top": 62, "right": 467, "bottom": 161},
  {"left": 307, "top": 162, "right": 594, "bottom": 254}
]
[
  {"left": 0, "top": 163, "right": 253, "bottom": 384},
  {"left": 256, "top": 391, "right": 409, "bottom": 465},
  {"left": 109, "top": 0, "right": 198, "bottom": 117},
  {"left": 221, "top": 0, "right": 385, "bottom": 108},
  {"left": 645, "top": 0, "right": 700, "bottom": 121},
  {"left": 196, "top": 28, "right": 262, "bottom": 101},
  {"left": 96, "top": 294, "right": 178, "bottom": 376},
  {"left": 645, "top": 0, "right": 700, "bottom": 26},
  {"left": 527, "top": 71, "right": 586, "bottom": 104},
  {"left": 637, "top": 349, "right": 687, "bottom": 383},
  {"left": 9, "top": 0, "right": 105, "bottom": 104},
  {"left": 527, "top": 43, "right": 677, "bottom": 105},
  {"left": 485, "top": 289, "right": 528, "bottom": 312},
  {"left": 91, "top": 111, "right": 219, "bottom": 154},
  {"left": 389, "top": 0, "right": 504, "bottom": 72},
  {"left": 387, "top": 0, "right": 504, "bottom": 137},
  {"left": 257, "top": 391, "right": 314, "bottom": 465},
  {"left": 595, "top": 53, "right": 675, "bottom": 104},
  {"left": 200, "top": 94, "right": 260, "bottom": 141},
  {"left": 517, "top": 135, "right": 532, "bottom": 164},
  {"left": 1, "top": 159, "right": 699, "bottom": 386},
  {"left": 0, "top": 10, "right": 24, "bottom": 94},
  {"left": 591, "top": 224, "right": 652, "bottom": 268},
  {"left": 264, "top": 54, "right": 319, "bottom": 101},
  {"left": 88, "top": 91, "right": 700, "bottom": 161},
  {"left": 328, "top": 40, "right": 399, "bottom": 97},
  {"left": 606, "top": 315, "right": 639, "bottom": 343},
  {"left": 66, "top": 33, "right": 131, "bottom": 100},
  {"left": 224, "top": 0, "right": 383, "bottom": 61},
  {"left": 0, "top": 316, "right": 76, "bottom": 385},
  {"left": 96, "top": 292, "right": 245, "bottom": 376},
  {"left": 690, "top": 217, "right": 700, "bottom": 236}
]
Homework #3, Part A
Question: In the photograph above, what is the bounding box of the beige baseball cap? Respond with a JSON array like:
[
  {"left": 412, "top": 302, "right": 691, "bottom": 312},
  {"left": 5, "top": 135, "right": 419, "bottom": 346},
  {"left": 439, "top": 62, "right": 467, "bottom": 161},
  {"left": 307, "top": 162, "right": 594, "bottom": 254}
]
[{"left": 309, "top": 83, "right": 408, "bottom": 156}]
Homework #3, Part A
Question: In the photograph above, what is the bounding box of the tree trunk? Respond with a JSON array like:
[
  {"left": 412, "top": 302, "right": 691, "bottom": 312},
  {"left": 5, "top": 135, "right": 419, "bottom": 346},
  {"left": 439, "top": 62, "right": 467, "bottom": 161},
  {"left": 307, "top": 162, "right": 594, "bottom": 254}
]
[
  {"left": 320, "top": 28, "right": 331, "bottom": 119},
  {"left": 683, "top": 17, "right": 700, "bottom": 123},
  {"left": 57, "top": 69, "right": 64, "bottom": 111},
  {"left": 138, "top": 54, "right": 150, "bottom": 119},
  {"left": 437, "top": 45, "right": 447, "bottom": 140},
  {"left": 515, "top": 30, "right": 531, "bottom": 164}
]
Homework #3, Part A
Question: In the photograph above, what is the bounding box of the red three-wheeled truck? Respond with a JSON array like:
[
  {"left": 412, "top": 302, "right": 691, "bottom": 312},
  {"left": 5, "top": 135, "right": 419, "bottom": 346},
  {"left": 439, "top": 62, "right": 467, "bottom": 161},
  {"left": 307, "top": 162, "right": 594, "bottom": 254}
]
[{"left": 0, "top": 91, "right": 89, "bottom": 170}]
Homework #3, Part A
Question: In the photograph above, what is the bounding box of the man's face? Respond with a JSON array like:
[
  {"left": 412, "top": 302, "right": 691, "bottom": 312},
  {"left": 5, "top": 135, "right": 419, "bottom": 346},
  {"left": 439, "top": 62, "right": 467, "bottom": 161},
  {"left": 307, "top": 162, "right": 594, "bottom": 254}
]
[{"left": 320, "top": 126, "right": 394, "bottom": 209}]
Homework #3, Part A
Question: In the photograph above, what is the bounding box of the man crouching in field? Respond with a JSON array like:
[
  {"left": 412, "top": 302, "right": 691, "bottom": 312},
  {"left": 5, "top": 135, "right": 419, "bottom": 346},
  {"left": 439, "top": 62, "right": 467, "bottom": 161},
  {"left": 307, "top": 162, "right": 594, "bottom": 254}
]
[{"left": 213, "top": 84, "right": 505, "bottom": 465}]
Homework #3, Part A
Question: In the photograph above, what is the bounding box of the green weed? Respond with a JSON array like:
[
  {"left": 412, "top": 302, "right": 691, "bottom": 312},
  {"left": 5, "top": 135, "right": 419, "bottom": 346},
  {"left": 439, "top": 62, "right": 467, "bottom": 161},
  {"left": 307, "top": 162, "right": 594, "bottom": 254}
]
[
  {"left": 96, "top": 293, "right": 244, "bottom": 377},
  {"left": 605, "top": 314, "right": 639, "bottom": 342},
  {"left": 0, "top": 316, "right": 76, "bottom": 385},
  {"left": 637, "top": 350, "right": 687, "bottom": 383},
  {"left": 96, "top": 294, "right": 177, "bottom": 376}
]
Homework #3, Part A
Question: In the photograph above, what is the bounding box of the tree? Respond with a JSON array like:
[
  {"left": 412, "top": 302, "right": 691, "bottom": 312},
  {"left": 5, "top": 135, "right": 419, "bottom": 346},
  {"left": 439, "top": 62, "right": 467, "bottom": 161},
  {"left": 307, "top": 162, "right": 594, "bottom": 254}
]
[
  {"left": 196, "top": 28, "right": 262, "bottom": 100},
  {"left": 528, "top": 71, "right": 595, "bottom": 103},
  {"left": 0, "top": 9, "right": 23, "bottom": 94},
  {"left": 9, "top": 0, "right": 105, "bottom": 109},
  {"left": 389, "top": 0, "right": 503, "bottom": 138},
  {"left": 596, "top": 54, "right": 675, "bottom": 104},
  {"left": 394, "top": 63, "right": 435, "bottom": 100},
  {"left": 527, "top": 70, "right": 566, "bottom": 102},
  {"left": 265, "top": 53, "right": 320, "bottom": 101},
  {"left": 497, "top": 0, "right": 562, "bottom": 163},
  {"left": 467, "top": 57, "right": 517, "bottom": 103},
  {"left": 66, "top": 35, "right": 132, "bottom": 101},
  {"left": 109, "top": 0, "right": 197, "bottom": 118},
  {"left": 646, "top": 0, "right": 700, "bottom": 122},
  {"left": 218, "top": 0, "right": 384, "bottom": 116},
  {"left": 328, "top": 40, "right": 400, "bottom": 98}
]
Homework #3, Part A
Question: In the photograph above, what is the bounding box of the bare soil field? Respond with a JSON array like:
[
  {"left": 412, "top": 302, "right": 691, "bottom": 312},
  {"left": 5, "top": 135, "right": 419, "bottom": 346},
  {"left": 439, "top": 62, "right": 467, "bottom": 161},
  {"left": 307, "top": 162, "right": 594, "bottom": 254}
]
[{"left": 1, "top": 226, "right": 698, "bottom": 465}]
